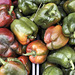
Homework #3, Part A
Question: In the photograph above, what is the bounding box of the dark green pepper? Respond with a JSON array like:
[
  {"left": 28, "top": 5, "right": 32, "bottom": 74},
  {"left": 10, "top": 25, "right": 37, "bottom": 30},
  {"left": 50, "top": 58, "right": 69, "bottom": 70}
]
[
  {"left": 11, "top": 17, "right": 38, "bottom": 45},
  {"left": 33, "top": 3, "right": 61, "bottom": 29},
  {"left": 63, "top": 0, "right": 75, "bottom": 13},
  {"left": 62, "top": 13, "right": 75, "bottom": 45},
  {"left": 18, "top": 0, "right": 38, "bottom": 15},
  {"left": 47, "top": 46, "right": 75, "bottom": 69},
  {"left": 42, "top": 66, "right": 63, "bottom": 75},
  {"left": 41, "top": 62, "right": 55, "bottom": 73},
  {"left": 14, "top": 8, "right": 23, "bottom": 18}
]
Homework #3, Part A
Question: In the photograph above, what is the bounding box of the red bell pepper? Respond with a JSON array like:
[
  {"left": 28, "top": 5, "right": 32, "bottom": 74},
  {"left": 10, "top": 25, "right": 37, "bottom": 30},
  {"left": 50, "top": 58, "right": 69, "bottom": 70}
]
[
  {"left": 0, "top": 4, "right": 16, "bottom": 27},
  {"left": 18, "top": 56, "right": 31, "bottom": 75},
  {"left": 23, "top": 40, "right": 48, "bottom": 64},
  {"left": 44, "top": 25, "right": 69, "bottom": 50}
]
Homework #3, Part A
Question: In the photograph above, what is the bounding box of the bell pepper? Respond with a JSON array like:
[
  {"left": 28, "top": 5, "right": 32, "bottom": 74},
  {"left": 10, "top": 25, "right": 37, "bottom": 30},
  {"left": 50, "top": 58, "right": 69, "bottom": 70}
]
[
  {"left": 11, "top": 17, "right": 38, "bottom": 45},
  {"left": 0, "top": 58, "right": 27, "bottom": 75},
  {"left": 42, "top": 66, "right": 63, "bottom": 75},
  {"left": 14, "top": 8, "right": 23, "bottom": 19},
  {"left": 0, "top": 28, "right": 26, "bottom": 57},
  {"left": 0, "top": 0, "right": 12, "bottom": 8},
  {"left": 33, "top": 3, "right": 61, "bottom": 29},
  {"left": 18, "top": 56, "right": 31, "bottom": 75},
  {"left": 18, "top": 0, "right": 38, "bottom": 15},
  {"left": 44, "top": 25, "right": 69, "bottom": 50},
  {"left": 62, "top": 13, "right": 75, "bottom": 45},
  {"left": 12, "top": 0, "right": 18, "bottom": 7},
  {"left": 0, "top": 4, "right": 16, "bottom": 27},
  {"left": 63, "top": 0, "right": 75, "bottom": 13},
  {"left": 41, "top": 61, "right": 55, "bottom": 73},
  {"left": 23, "top": 40, "right": 48, "bottom": 64},
  {"left": 47, "top": 46, "right": 75, "bottom": 69}
]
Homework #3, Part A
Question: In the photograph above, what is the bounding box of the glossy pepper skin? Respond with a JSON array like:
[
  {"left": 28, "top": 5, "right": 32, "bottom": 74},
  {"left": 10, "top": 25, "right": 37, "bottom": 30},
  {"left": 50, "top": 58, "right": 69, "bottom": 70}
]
[
  {"left": 14, "top": 8, "right": 23, "bottom": 19},
  {"left": 62, "top": 13, "right": 75, "bottom": 45},
  {"left": 41, "top": 62, "right": 54, "bottom": 73},
  {"left": 23, "top": 40, "right": 48, "bottom": 64},
  {"left": 18, "top": 0, "right": 38, "bottom": 15},
  {"left": 0, "top": 28, "right": 26, "bottom": 57},
  {"left": 18, "top": 56, "right": 31, "bottom": 75},
  {"left": 0, "top": 58, "right": 27, "bottom": 75},
  {"left": 0, "top": 0, "right": 12, "bottom": 8},
  {"left": 42, "top": 66, "right": 63, "bottom": 75},
  {"left": 63, "top": 0, "right": 75, "bottom": 13},
  {"left": 11, "top": 17, "right": 38, "bottom": 45},
  {"left": 44, "top": 25, "right": 69, "bottom": 50},
  {"left": 0, "top": 4, "right": 16, "bottom": 27},
  {"left": 47, "top": 46, "right": 75, "bottom": 68},
  {"left": 33, "top": 3, "right": 61, "bottom": 29}
]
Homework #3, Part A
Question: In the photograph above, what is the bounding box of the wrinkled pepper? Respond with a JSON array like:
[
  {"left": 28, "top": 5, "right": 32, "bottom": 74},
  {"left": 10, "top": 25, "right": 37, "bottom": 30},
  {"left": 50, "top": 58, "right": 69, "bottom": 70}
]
[
  {"left": 0, "top": 58, "right": 27, "bottom": 75},
  {"left": 0, "top": 28, "right": 26, "bottom": 57},
  {"left": 11, "top": 17, "right": 38, "bottom": 45},
  {"left": 41, "top": 61, "right": 55, "bottom": 73},
  {"left": 18, "top": 56, "right": 31, "bottom": 75},
  {"left": 63, "top": 0, "right": 75, "bottom": 13},
  {"left": 0, "top": 4, "right": 16, "bottom": 27},
  {"left": 44, "top": 25, "right": 69, "bottom": 50},
  {"left": 42, "top": 66, "right": 63, "bottom": 75},
  {"left": 18, "top": 0, "right": 38, "bottom": 15},
  {"left": 47, "top": 46, "right": 75, "bottom": 69},
  {"left": 23, "top": 40, "right": 48, "bottom": 64},
  {"left": 62, "top": 13, "right": 75, "bottom": 45},
  {"left": 33, "top": 3, "right": 61, "bottom": 29}
]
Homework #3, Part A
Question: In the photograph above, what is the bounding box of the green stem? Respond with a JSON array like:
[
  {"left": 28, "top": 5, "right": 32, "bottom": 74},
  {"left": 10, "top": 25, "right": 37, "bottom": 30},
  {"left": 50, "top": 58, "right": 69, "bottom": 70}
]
[
  {"left": 70, "top": 60, "right": 74, "bottom": 70},
  {"left": 8, "top": 6, "right": 14, "bottom": 15},
  {"left": 0, "top": 58, "right": 7, "bottom": 65},
  {"left": 28, "top": 35, "right": 35, "bottom": 39},
  {"left": 74, "top": 31, "right": 75, "bottom": 38},
  {"left": 23, "top": 51, "right": 36, "bottom": 57}
]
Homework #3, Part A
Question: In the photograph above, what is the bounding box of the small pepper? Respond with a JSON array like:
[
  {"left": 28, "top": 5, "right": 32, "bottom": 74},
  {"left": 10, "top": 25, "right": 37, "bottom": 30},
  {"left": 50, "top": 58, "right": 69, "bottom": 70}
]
[
  {"left": 23, "top": 40, "right": 48, "bottom": 64},
  {"left": 18, "top": 0, "right": 38, "bottom": 15},
  {"left": 47, "top": 46, "right": 75, "bottom": 69},
  {"left": 11, "top": 17, "right": 38, "bottom": 45},
  {"left": 44, "top": 25, "right": 69, "bottom": 50},
  {"left": 62, "top": 13, "right": 75, "bottom": 45},
  {"left": 0, "top": 58, "right": 27, "bottom": 75},
  {"left": 63, "top": 0, "right": 75, "bottom": 13},
  {"left": 33, "top": 3, "right": 61, "bottom": 29},
  {"left": 18, "top": 56, "right": 31, "bottom": 75},
  {"left": 0, "top": 28, "right": 26, "bottom": 57},
  {"left": 42, "top": 66, "right": 63, "bottom": 75},
  {"left": 0, "top": 4, "right": 16, "bottom": 27}
]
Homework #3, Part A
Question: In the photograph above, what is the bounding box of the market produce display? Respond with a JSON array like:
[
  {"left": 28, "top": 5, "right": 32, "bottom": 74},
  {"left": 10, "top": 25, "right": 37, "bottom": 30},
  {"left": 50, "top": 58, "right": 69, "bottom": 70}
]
[{"left": 0, "top": 0, "right": 75, "bottom": 75}]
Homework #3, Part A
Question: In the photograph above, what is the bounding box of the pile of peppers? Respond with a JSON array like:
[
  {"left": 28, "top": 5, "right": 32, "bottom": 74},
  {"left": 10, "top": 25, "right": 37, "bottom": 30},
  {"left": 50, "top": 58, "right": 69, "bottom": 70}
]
[{"left": 0, "top": 0, "right": 74, "bottom": 75}]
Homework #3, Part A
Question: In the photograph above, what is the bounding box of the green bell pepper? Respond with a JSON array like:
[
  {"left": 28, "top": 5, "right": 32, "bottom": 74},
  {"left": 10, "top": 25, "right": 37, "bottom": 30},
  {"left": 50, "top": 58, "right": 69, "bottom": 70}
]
[
  {"left": 18, "top": 0, "right": 38, "bottom": 15},
  {"left": 47, "top": 46, "right": 75, "bottom": 69},
  {"left": 63, "top": 0, "right": 75, "bottom": 13},
  {"left": 10, "top": 17, "right": 38, "bottom": 45},
  {"left": 14, "top": 8, "right": 23, "bottom": 19},
  {"left": 42, "top": 66, "right": 63, "bottom": 75},
  {"left": 33, "top": 3, "right": 61, "bottom": 29},
  {"left": 62, "top": 13, "right": 75, "bottom": 45}
]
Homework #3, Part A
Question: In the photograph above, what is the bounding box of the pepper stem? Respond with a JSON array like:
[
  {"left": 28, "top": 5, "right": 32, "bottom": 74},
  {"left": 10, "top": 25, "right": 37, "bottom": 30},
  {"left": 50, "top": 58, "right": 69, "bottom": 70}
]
[
  {"left": 0, "top": 58, "right": 7, "bottom": 65},
  {"left": 70, "top": 60, "right": 74, "bottom": 70},
  {"left": 23, "top": 51, "right": 36, "bottom": 57},
  {"left": 28, "top": 35, "right": 35, "bottom": 39},
  {"left": 8, "top": 6, "right": 14, "bottom": 15},
  {"left": 74, "top": 31, "right": 75, "bottom": 38}
]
